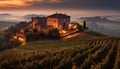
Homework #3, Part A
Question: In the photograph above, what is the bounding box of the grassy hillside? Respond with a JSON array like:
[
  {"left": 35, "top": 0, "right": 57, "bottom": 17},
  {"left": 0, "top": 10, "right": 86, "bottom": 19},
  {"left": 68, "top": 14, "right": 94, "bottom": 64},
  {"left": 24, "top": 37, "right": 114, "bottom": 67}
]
[{"left": 0, "top": 31, "right": 120, "bottom": 69}]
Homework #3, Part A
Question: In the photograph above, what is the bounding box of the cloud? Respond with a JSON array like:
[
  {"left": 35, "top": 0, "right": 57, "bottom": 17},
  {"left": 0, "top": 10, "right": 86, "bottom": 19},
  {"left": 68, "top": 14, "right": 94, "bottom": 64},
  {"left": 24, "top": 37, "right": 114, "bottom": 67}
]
[
  {"left": 27, "top": 0, "right": 120, "bottom": 10},
  {"left": 49, "top": 0, "right": 62, "bottom": 3},
  {"left": 0, "top": 0, "right": 34, "bottom": 8},
  {"left": 0, "top": 0, "right": 120, "bottom": 10}
]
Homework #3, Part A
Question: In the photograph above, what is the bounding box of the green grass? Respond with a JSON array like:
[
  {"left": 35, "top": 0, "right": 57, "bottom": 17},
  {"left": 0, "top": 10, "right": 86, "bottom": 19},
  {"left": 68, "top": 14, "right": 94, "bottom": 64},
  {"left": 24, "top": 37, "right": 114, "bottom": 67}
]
[
  {"left": 0, "top": 31, "right": 108, "bottom": 55},
  {"left": 18, "top": 31, "right": 105, "bottom": 50},
  {"left": 0, "top": 32, "right": 91, "bottom": 56}
]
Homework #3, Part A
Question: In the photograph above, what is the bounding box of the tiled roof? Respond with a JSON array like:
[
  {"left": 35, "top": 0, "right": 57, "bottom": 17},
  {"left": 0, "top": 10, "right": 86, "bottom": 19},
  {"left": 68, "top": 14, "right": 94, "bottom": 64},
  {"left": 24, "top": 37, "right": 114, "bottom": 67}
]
[
  {"left": 47, "top": 13, "right": 70, "bottom": 18},
  {"left": 32, "top": 17, "right": 46, "bottom": 19}
]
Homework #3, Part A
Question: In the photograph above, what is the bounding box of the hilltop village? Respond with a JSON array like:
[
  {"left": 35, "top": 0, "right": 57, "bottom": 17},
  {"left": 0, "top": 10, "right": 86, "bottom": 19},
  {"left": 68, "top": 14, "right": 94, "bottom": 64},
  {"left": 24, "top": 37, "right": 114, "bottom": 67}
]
[
  {"left": 11, "top": 13, "right": 86, "bottom": 45},
  {"left": 17, "top": 13, "right": 85, "bottom": 32},
  {"left": 18, "top": 13, "right": 70, "bottom": 32}
]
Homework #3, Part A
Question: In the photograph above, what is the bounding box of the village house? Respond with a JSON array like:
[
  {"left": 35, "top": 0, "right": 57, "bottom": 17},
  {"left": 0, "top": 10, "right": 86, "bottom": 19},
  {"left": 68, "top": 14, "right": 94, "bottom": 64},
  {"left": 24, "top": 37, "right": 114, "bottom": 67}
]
[
  {"left": 47, "top": 13, "right": 70, "bottom": 30},
  {"left": 26, "top": 13, "right": 71, "bottom": 31},
  {"left": 31, "top": 17, "right": 47, "bottom": 31},
  {"left": 27, "top": 21, "right": 33, "bottom": 30}
]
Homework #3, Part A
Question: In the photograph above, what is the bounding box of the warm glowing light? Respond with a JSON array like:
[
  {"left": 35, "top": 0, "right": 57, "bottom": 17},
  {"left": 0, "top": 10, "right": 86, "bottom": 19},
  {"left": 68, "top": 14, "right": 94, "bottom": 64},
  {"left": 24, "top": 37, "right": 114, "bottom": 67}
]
[
  {"left": 69, "top": 24, "right": 72, "bottom": 27},
  {"left": 68, "top": 23, "right": 78, "bottom": 30},
  {"left": 0, "top": 0, "right": 32, "bottom": 8},
  {"left": 14, "top": 36, "right": 17, "bottom": 39},
  {"left": 13, "top": 33, "right": 26, "bottom": 46},
  {"left": 59, "top": 30, "right": 67, "bottom": 34},
  {"left": 73, "top": 25, "right": 77, "bottom": 29},
  {"left": 62, "top": 30, "right": 66, "bottom": 34},
  {"left": 18, "top": 37, "right": 26, "bottom": 45},
  {"left": 68, "top": 24, "right": 72, "bottom": 29},
  {"left": 19, "top": 37, "right": 24, "bottom": 42}
]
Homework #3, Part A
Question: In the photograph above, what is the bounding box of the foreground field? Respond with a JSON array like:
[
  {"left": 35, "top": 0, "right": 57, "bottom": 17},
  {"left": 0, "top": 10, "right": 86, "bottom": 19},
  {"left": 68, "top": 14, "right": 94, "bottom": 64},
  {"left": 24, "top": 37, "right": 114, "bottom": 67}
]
[{"left": 0, "top": 31, "right": 120, "bottom": 69}]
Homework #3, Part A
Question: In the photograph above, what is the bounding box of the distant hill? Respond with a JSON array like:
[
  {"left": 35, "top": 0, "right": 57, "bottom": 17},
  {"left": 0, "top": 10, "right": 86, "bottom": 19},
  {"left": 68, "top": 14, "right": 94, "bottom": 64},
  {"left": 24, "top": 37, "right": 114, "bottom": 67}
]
[
  {"left": 23, "top": 14, "right": 46, "bottom": 19},
  {"left": 80, "top": 16, "right": 120, "bottom": 24},
  {"left": 80, "top": 16, "right": 120, "bottom": 36},
  {"left": 0, "top": 21, "right": 16, "bottom": 30}
]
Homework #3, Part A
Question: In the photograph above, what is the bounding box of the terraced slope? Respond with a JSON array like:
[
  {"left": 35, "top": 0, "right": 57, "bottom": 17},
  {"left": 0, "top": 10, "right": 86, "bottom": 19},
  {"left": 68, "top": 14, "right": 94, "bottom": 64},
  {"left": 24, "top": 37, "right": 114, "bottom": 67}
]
[{"left": 0, "top": 32, "right": 120, "bottom": 69}]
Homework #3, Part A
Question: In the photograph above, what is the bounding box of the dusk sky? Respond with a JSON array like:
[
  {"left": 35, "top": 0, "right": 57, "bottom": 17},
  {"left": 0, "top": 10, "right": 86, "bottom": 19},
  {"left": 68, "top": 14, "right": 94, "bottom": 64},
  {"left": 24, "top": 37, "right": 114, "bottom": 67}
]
[
  {"left": 0, "top": 0, "right": 120, "bottom": 21},
  {"left": 0, "top": 1, "right": 120, "bottom": 37},
  {"left": 0, "top": 0, "right": 120, "bottom": 10}
]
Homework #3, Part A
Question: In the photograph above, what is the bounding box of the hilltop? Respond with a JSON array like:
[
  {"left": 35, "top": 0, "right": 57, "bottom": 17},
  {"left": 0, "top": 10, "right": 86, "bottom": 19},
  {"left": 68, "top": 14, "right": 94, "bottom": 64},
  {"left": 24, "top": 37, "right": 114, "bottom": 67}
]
[{"left": 0, "top": 31, "right": 120, "bottom": 69}]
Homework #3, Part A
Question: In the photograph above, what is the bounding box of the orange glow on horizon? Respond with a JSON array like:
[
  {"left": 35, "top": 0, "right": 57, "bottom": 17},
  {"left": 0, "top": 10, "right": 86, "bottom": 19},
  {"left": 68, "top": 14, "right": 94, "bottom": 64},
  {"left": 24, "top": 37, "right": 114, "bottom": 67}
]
[{"left": 0, "top": 0, "right": 32, "bottom": 8}]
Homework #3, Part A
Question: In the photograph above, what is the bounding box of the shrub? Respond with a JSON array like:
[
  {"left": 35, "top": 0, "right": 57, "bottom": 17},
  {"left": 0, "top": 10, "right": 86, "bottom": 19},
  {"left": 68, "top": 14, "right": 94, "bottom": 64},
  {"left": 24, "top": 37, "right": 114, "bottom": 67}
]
[
  {"left": 1, "top": 39, "right": 22, "bottom": 50},
  {"left": 34, "top": 31, "right": 46, "bottom": 40},
  {"left": 47, "top": 28, "right": 60, "bottom": 39},
  {"left": 0, "top": 33, "right": 4, "bottom": 45},
  {"left": 77, "top": 24, "right": 83, "bottom": 32},
  {"left": 25, "top": 31, "right": 34, "bottom": 41}
]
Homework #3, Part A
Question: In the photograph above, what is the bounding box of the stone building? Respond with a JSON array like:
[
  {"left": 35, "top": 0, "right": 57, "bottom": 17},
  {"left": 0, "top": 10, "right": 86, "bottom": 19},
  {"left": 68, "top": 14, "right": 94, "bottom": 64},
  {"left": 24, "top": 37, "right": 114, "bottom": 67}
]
[
  {"left": 31, "top": 17, "right": 47, "bottom": 30},
  {"left": 47, "top": 13, "right": 70, "bottom": 29},
  {"left": 21, "top": 13, "right": 71, "bottom": 31}
]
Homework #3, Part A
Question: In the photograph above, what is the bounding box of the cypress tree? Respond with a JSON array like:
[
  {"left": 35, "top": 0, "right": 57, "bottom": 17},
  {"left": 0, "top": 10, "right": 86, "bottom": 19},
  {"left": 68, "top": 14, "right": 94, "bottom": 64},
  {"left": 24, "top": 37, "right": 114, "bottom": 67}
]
[{"left": 83, "top": 20, "right": 86, "bottom": 30}]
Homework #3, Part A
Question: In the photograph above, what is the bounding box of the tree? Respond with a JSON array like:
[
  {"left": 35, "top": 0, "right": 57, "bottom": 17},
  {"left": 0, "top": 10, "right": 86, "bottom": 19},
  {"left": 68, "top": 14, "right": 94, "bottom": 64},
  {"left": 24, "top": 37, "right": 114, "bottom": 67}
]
[
  {"left": 77, "top": 24, "right": 83, "bottom": 32},
  {"left": 47, "top": 28, "right": 60, "bottom": 39},
  {"left": 3, "top": 25, "right": 20, "bottom": 41},
  {"left": 0, "top": 32, "right": 4, "bottom": 45},
  {"left": 83, "top": 20, "right": 86, "bottom": 30},
  {"left": 34, "top": 31, "right": 46, "bottom": 40},
  {"left": 25, "top": 31, "right": 34, "bottom": 41},
  {"left": 0, "top": 25, "right": 23, "bottom": 51},
  {"left": 24, "top": 29, "right": 30, "bottom": 34},
  {"left": 9, "top": 39, "right": 22, "bottom": 48},
  {"left": 33, "top": 29, "right": 38, "bottom": 34},
  {"left": 0, "top": 39, "right": 22, "bottom": 50}
]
